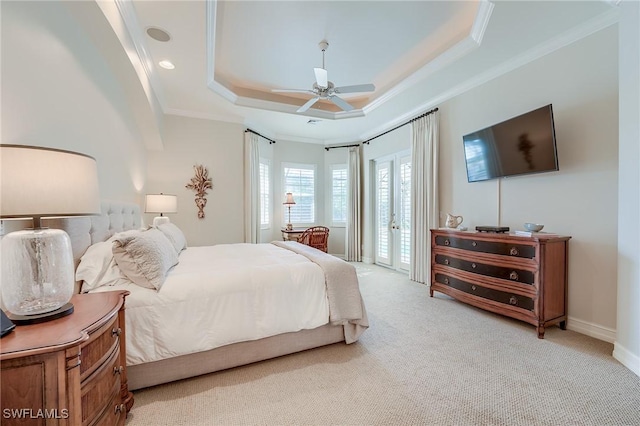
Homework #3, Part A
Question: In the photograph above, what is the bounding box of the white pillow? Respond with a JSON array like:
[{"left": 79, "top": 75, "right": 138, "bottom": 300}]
[
  {"left": 77, "top": 230, "right": 143, "bottom": 292},
  {"left": 112, "top": 228, "right": 178, "bottom": 291},
  {"left": 76, "top": 240, "right": 114, "bottom": 292},
  {"left": 156, "top": 223, "right": 187, "bottom": 253}
]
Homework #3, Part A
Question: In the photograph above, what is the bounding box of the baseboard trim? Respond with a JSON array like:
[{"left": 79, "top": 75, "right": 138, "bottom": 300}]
[
  {"left": 613, "top": 342, "right": 640, "bottom": 377},
  {"left": 361, "top": 256, "right": 373, "bottom": 264},
  {"left": 567, "top": 316, "right": 616, "bottom": 343}
]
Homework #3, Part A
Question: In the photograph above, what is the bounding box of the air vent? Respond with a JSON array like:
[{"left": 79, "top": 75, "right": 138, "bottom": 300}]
[{"left": 307, "top": 119, "right": 321, "bottom": 125}]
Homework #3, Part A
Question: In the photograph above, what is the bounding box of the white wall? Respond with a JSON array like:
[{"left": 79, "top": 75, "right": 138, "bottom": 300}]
[
  {"left": 146, "top": 115, "right": 244, "bottom": 246},
  {"left": 438, "top": 26, "right": 619, "bottom": 338},
  {"left": 1, "top": 1, "right": 148, "bottom": 202},
  {"left": 615, "top": 0, "right": 640, "bottom": 377}
]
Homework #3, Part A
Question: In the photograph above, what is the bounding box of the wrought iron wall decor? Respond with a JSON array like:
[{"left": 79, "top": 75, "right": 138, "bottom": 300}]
[{"left": 185, "top": 164, "right": 212, "bottom": 218}]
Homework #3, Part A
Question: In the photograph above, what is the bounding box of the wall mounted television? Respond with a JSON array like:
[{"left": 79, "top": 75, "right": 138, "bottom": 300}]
[{"left": 462, "top": 104, "right": 558, "bottom": 183}]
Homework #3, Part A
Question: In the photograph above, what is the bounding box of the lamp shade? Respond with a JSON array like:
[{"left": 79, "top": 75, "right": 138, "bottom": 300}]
[
  {"left": 0, "top": 145, "right": 101, "bottom": 220},
  {"left": 283, "top": 192, "right": 296, "bottom": 205},
  {"left": 145, "top": 193, "right": 178, "bottom": 214}
]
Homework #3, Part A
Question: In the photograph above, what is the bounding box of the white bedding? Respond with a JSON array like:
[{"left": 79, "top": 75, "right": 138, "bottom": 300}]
[{"left": 91, "top": 243, "right": 329, "bottom": 366}]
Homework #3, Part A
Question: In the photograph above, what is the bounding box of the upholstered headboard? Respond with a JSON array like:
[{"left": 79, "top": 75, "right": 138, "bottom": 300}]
[{"left": 43, "top": 200, "right": 143, "bottom": 291}]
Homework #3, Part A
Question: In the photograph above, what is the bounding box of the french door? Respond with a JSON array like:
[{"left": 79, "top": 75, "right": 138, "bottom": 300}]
[{"left": 374, "top": 152, "right": 411, "bottom": 271}]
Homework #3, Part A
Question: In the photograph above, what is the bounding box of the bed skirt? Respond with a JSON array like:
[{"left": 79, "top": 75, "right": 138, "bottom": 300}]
[{"left": 127, "top": 323, "right": 345, "bottom": 390}]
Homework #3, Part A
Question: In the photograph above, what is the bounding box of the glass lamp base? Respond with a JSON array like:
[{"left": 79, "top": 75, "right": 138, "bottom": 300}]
[
  {"left": 0, "top": 228, "right": 75, "bottom": 317},
  {"left": 7, "top": 302, "right": 74, "bottom": 325}
]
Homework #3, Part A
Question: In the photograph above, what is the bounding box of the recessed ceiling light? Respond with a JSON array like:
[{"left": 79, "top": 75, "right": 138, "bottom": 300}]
[
  {"left": 146, "top": 27, "right": 171, "bottom": 42},
  {"left": 159, "top": 60, "right": 175, "bottom": 70}
]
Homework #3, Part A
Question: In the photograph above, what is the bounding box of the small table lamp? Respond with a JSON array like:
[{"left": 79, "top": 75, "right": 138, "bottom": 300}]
[
  {"left": 283, "top": 192, "right": 296, "bottom": 231},
  {"left": 145, "top": 193, "right": 178, "bottom": 226},
  {"left": 0, "top": 145, "right": 101, "bottom": 324}
]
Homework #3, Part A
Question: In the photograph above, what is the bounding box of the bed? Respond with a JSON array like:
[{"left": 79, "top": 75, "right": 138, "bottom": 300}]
[{"left": 46, "top": 201, "right": 368, "bottom": 390}]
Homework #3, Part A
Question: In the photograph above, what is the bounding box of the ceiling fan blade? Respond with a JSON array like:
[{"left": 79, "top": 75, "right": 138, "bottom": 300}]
[
  {"left": 297, "top": 97, "right": 321, "bottom": 113},
  {"left": 333, "top": 83, "right": 375, "bottom": 94},
  {"left": 272, "top": 88, "right": 315, "bottom": 94},
  {"left": 314, "top": 68, "right": 328, "bottom": 88},
  {"left": 329, "top": 95, "right": 354, "bottom": 112}
]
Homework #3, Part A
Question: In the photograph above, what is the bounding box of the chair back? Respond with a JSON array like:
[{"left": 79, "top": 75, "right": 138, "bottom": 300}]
[{"left": 298, "top": 226, "right": 330, "bottom": 253}]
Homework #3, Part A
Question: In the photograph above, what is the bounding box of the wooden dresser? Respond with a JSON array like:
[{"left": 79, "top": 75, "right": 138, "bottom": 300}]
[
  {"left": 1, "top": 291, "right": 133, "bottom": 425},
  {"left": 430, "top": 229, "right": 571, "bottom": 338}
]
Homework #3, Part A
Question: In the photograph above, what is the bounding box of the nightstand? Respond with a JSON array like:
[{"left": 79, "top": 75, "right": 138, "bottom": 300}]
[{"left": 1, "top": 291, "right": 133, "bottom": 425}]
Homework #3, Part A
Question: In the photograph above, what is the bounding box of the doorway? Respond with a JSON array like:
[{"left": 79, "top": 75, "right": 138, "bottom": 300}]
[{"left": 374, "top": 151, "right": 411, "bottom": 272}]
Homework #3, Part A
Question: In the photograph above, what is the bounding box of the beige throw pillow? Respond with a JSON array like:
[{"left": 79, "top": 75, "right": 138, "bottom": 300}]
[{"left": 112, "top": 228, "right": 178, "bottom": 291}]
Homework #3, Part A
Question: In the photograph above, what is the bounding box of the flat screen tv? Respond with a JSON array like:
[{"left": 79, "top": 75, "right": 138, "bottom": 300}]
[{"left": 462, "top": 104, "right": 558, "bottom": 183}]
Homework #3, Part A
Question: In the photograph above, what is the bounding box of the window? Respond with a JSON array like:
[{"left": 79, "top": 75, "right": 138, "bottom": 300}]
[
  {"left": 283, "top": 164, "right": 315, "bottom": 224},
  {"left": 259, "top": 159, "right": 270, "bottom": 228},
  {"left": 331, "top": 164, "right": 347, "bottom": 226}
]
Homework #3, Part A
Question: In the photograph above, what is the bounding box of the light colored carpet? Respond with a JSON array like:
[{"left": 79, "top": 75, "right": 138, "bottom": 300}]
[{"left": 126, "top": 264, "right": 640, "bottom": 425}]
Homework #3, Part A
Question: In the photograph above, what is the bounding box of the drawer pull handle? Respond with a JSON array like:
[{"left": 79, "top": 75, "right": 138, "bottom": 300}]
[
  {"left": 444, "top": 259, "right": 449, "bottom": 265},
  {"left": 112, "top": 328, "right": 122, "bottom": 337},
  {"left": 444, "top": 278, "right": 449, "bottom": 284},
  {"left": 115, "top": 404, "right": 125, "bottom": 414},
  {"left": 472, "top": 241, "right": 477, "bottom": 247},
  {"left": 471, "top": 285, "right": 476, "bottom": 291},
  {"left": 509, "top": 247, "right": 519, "bottom": 256},
  {"left": 509, "top": 271, "right": 519, "bottom": 280},
  {"left": 509, "top": 296, "right": 518, "bottom": 305},
  {"left": 444, "top": 239, "right": 450, "bottom": 246},
  {"left": 113, "top": 366, "right": 124, "bottom": 375},
  {"left": 471, "top": 263, "right": 476, "bottom": 269}
]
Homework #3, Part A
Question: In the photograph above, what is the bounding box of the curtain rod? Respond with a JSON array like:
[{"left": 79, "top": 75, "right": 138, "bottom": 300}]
[
  {"left": 245, "top": 128, "right": 276, "bottom": 144},
  {"left": 363, "top": 107, "right": 439, "bottom": 145},
  {"left": 324, "top": 143, "right": 360, "bottom": 151}
]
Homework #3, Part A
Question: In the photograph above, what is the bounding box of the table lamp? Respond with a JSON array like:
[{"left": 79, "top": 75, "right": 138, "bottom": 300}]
[
  {"left": 283, "top": 192, "right": 296, "bottom": 231},
  {"left": 0, "top": 145, "right": 101, "bottom": 324},
  {"left": 145, "top": 193, "right": 178, "bottom": 226}
]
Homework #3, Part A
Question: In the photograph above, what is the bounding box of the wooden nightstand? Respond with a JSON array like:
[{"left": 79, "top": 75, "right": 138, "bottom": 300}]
[{"left": 1, "top": 291, "right": 133, "bottom": 425}]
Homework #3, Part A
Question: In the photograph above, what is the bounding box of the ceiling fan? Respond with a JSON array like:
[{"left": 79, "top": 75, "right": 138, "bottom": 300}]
[{"left": 272, "top": 40, "right": 375, "bottom": 113}]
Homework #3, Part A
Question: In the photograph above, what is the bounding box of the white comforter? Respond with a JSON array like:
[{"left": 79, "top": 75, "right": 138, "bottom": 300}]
[{"left": 92, "top": 243, "right": 329, "bottom": 366}]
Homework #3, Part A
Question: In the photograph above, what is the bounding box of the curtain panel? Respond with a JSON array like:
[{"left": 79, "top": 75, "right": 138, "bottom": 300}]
[
  {"left": 410, "top": 112, "right": 439, "bottom": 283},
  {"left": 244, "top": 132, "right": 261, "bottom": 243},
  {"left": 345, "top": 146, "right": 362, "bottom": 261}
]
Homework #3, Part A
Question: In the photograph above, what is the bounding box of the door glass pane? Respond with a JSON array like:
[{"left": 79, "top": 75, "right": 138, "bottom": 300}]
[
  {"left": 399, "top": 158, "right": 411, "bottom": 266},
  {"left": 376, "top": 162, "right": 391, "bottom": 262}
]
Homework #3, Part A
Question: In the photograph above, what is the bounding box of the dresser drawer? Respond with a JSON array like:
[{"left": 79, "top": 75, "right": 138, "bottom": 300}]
[
  {"left": 434, "top": 273, "right": 535, "bottom": 311},
  {"left": 91, "top": 390, "right": 125, "bottom": 426},
  {"left": 81, "top": 343, "right": 123, "bottom": 425},
  {"left": 434, "top": 235, "right": 536, "bottom": 259},
  {"left": 81, "top": 314, "right": 120, "bottom": 381},
  {"left": 434, "top": 254, "right": 535, "bottom": 285}
]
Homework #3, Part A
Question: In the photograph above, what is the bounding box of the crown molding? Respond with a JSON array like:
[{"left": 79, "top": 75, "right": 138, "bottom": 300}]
[
  {"left": 471, "top": 0, "right": 495, "bottom": 43},
  {"left": 359, "top": 7, "right": 619, "bottom": 144}
]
